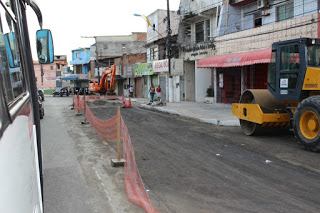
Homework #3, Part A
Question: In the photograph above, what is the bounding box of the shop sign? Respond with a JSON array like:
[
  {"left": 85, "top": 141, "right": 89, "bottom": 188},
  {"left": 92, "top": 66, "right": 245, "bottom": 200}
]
[
  {"left": 127, "top": 66, "right": 133, "bottom": 77},
  {"left": 134, "top": 63, "right": 153, "bottom": 76},
  {"left": 153, "top": 59, "right": 169, "bottom": 73}
]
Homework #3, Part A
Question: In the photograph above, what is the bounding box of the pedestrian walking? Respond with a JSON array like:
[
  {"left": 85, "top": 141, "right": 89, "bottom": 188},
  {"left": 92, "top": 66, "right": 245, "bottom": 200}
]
[
  {"left": 129, "top": 85, "right": 134, "bottom": 97},
  {"left": 149, "top": 84, "right": 155, "bottom": 102},
  {"left": 156, "top": 85, "right": 162, "bottom": 101}
]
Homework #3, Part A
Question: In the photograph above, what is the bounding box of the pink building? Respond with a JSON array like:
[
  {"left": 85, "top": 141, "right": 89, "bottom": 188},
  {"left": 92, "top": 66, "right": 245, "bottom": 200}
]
[{"left": 34, "top": 55, "right": 68, "bottom": 89}]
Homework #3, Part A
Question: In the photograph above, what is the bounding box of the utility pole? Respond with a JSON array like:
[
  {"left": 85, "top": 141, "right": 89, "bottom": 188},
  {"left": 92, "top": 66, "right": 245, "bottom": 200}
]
[
  {"left": 40, "top": 64, "right": 43, "bottom": 89},
  {"left": 167, "top": 0, "right": 173, "bottom": 102},
  {"left": 95, "top": 36, "right": 101, "bottom": 84}
]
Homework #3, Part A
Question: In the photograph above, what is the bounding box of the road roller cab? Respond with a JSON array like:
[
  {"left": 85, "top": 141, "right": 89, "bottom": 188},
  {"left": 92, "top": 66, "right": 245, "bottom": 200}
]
[{"left": 232, "top": 38, "right": 320, "bottom": 151}]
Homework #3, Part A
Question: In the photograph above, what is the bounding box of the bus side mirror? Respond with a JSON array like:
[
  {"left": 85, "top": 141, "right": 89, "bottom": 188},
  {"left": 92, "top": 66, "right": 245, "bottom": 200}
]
[{"left": 36, "top": 29, "right": 54, "bottom": 64}]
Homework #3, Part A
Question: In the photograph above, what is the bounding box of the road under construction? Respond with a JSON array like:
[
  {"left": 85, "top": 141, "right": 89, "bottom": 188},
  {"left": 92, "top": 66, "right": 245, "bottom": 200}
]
[{"left": 42, "top": 96, "right": 320, "bottom": 213}]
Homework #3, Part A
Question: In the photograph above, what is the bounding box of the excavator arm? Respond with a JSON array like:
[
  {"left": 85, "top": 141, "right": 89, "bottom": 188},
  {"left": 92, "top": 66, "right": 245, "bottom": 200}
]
[{"left": 89, "top": 65, "right": 116, "bottom": 94}]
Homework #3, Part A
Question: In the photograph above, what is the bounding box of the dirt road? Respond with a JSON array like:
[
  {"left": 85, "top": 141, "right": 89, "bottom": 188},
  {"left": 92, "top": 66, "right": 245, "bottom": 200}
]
[
  {"left": 86, "top": 100, "right": 320, "bottom": 213},
  {"left": 42, "top": 97, "right": 320, "bottom": 213}
]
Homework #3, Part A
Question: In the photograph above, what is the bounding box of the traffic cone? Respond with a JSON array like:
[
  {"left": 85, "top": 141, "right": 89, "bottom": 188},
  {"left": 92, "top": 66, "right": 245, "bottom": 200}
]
[{"left": 128, "top": 98, "right": 132, "bottom": 108}]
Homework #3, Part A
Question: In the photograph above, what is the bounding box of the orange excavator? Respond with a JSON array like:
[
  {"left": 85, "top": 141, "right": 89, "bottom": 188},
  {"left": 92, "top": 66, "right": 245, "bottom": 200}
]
[{"left": 89, "top": 65, "right": 116, "bottom": 95}]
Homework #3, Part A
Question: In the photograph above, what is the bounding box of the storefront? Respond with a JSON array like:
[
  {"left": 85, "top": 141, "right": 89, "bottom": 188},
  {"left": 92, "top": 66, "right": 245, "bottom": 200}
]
[
  {"left": 198, "top": 48, "right": 271, "bottom": 104},
  {"left": 153, "top": 59, "right": 169, "bottom": 102},
  {"left": 134, "top": 62, "right": 153, "bottom": 98}
]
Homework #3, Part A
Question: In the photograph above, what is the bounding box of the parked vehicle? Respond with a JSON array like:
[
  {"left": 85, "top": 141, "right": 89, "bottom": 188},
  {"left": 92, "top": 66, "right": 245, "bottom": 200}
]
[
  {"left": 53, "top": 87, "right": 70, "bottom": 97},
  {"left": 39, "top": 99, "right": 44, "bottom": 119},
  {"left": 73, "top": 87, "right": 80, "bottom": 94},
  {"left": 38, "top": 89, "right": 44, "bottom": 101},
  {"left": 73, "top": 87, "right": 88, "bottom": 95},
  {"left": 79, "top": 87, "right": 89, "bottom": 95}
]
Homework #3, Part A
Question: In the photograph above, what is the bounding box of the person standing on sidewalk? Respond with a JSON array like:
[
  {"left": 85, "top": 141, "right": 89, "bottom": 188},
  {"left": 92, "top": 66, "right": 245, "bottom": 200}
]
[
  {"left": 149, "top": 84, "right": 155, "bottom": 102},
  {"left": 129, "top": 85, "right": 134, "bottom": 97},
  {"left": 156, "top": 85, "right": 162, "bottom": 101}
]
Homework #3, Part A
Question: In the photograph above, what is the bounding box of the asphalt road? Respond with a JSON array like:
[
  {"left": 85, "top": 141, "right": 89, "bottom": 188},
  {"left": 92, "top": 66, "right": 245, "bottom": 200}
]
[{"left": 42, "top": 96, "right": 320, "bottom": 213}]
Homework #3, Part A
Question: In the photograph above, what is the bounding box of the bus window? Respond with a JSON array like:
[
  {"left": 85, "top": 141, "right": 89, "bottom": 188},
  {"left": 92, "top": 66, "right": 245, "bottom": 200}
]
[{"left": 0, "top": 8, "right": 25, "bottom": 103}]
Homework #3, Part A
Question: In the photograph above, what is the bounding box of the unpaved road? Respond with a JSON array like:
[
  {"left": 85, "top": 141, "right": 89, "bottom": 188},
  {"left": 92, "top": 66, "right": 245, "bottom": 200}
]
[{"left": 42, "top": 96, "right": 320, "bottom": 213}]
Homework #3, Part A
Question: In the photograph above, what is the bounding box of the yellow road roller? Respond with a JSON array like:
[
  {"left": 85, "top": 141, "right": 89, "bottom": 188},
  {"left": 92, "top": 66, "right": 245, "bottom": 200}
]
[{"left": 232, "top": 38, "right": 320, "bottom": 151}]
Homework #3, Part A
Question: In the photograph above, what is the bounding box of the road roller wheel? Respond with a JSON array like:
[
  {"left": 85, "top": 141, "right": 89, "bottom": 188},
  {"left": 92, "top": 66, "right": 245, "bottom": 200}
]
[
  {"left": 293, "top": 96, "right": 320, "bottom": 152},
  {"left": 240, "top": 119, "right": 261, "bottom": 136}
]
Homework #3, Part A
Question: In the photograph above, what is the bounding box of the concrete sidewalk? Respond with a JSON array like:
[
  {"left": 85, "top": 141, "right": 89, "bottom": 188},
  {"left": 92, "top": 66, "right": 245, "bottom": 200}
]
[{"left": 131, "top": 98, "right": 240, "bottom": 127}]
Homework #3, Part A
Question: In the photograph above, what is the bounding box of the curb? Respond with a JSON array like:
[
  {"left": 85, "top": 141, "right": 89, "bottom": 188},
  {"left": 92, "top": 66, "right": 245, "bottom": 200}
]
[{"left": 140, "top": 104, "right": 240, "bottom": 127}]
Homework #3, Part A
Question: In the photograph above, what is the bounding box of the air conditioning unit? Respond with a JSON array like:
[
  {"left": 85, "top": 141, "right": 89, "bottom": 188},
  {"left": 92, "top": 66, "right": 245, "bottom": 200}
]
[
  {"left": 262, "top": 8, "right": 271, "bottom": 16},
  {"left": 257, "top": 0, "right": 268, "bottom": 9}
]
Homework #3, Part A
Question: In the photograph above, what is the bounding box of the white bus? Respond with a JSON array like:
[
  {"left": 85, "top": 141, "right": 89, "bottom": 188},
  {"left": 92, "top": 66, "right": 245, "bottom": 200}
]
[{"left": 0, "top": 0, "right": 53, "bottom": 212}]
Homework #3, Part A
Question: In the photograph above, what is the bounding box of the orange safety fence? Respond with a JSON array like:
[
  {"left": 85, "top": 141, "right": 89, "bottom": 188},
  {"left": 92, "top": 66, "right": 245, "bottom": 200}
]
[
  {"left": 86, "top": 95, "right": 122, "bottom": 102},
  {"left": 85, "top": 102, "right": 118, "bottom": 141},
  {"left": 83, "top": 102, "right": 157, "bottom": 213},
  {"left": 74, "top": 95, "right": 125, "bottom": 110},
  {"left": 121, "top": 117, "right": 158, "bottom": 213},
  {"left": 75, "top": 95, "right": 122, "bottom": 101},
  {"left": 74, "top": 95, "right": 84, "bottom": 112}
]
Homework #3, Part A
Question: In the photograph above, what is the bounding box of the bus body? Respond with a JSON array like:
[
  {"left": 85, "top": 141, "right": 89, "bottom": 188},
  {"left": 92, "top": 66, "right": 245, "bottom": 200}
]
[{"left": 0, "top": 0, "right": 53, "bottom": 212}]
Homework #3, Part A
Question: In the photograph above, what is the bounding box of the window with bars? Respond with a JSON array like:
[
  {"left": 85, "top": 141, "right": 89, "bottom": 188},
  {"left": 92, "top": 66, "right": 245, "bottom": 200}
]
[
  {"left": 277, "top": 2, "right": 293, "bottom": 22},
  {"left": 195, "top": 20, "right": 210, "bottom": 43},
  {"left": 150, "top": 47, "right": 158, "bottom": 60},
  {"left": 196, "top": 21, "right": 204, "bottom": 43},
  {"left": 206, "top": 20, "right": 211, "bottom": 40}
]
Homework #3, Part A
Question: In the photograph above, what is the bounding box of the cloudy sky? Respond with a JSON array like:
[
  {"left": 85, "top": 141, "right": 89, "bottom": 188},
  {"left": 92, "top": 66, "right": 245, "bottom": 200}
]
[{"left": 27, "top": 0, "right": 181, "bottom": 62}]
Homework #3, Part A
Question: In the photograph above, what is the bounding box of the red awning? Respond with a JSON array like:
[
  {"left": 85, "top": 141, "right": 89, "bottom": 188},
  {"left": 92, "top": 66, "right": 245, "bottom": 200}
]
[{"left": 197, "top": 48, "right": 272, "bottom": 68}]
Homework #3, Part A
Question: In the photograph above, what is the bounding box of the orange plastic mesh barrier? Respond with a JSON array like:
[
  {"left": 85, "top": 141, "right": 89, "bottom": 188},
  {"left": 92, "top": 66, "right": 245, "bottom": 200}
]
[
  {"left": 86, "top": 95, "right": 122, "bottom": 102},
  {"left": 121, "top": 117, "right": 158, "bottom": 213},
  {"left": 74, "top": 95, "right": 84, "bottom": 112},
  {"left": 83, "top": 101, "right": 157, "bottom": 212},
  {"left": 122, "top": 95, "right": 132, "bottom": 108},
  {"left": 74, "top": 95, "right": 129, "bottom": 107},
  {"left": 85, "top": 102, "right": 118, "bottom": 141}
]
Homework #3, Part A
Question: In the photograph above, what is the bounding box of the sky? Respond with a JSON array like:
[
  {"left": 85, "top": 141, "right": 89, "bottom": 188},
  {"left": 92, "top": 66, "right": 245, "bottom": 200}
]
[{"left": 27, "top": 0, "right": 181, "bottom": 63}]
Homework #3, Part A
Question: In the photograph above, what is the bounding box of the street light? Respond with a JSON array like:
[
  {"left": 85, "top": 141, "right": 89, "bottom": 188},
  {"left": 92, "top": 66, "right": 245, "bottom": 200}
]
[
  {"left": 134, "top": 13, "right": 166, "bottom": 39},
  {"left": 133, "top": 13, "right": 151, "bottom": 27},
  {"left": 134, "top": 6, "right": 173, "bottom": 102}
]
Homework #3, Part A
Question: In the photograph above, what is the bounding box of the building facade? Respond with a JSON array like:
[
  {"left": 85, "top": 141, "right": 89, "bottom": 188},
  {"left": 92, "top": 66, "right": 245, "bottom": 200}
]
[
  {"left": 146, "top": 9, "right": 182, "bottom": 102},
  {"left": 70, "top": 48, "right": 91, "bottom": 88},
  {"left": 90, "top": 32, "right": 147, "bottom": 97},
  {"left": 179, "top": 0, "right": 320, "bottom": 103},
  {"left": 178, "top": 0, "right": 222, "bottom": 102},
  {"left": 34, "top": 55, "right": 68, "bottom": 90}
]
